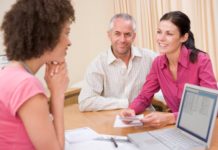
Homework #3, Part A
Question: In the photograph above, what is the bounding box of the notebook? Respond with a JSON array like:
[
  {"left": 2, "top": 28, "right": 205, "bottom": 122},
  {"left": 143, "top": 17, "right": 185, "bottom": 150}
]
[{"left": 128, "top": 84, "right": 218, "bottom": 150}]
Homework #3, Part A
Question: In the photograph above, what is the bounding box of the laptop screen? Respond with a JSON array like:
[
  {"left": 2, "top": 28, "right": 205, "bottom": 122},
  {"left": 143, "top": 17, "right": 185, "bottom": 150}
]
[{"left": 177, "top": 85, "right": 218, "bottom": 142}]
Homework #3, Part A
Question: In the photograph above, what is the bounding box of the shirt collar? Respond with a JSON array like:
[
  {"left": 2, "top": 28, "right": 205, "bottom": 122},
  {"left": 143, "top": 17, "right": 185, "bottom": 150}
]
[
  {"left": 107, "top": 46, "right": 142, "bottom": 65},
  {"left": 160, "top": 45, "right": 189, "bottom": 69},
  {"left": 107, "top": 47, "right": 117, "bottom": 64}
]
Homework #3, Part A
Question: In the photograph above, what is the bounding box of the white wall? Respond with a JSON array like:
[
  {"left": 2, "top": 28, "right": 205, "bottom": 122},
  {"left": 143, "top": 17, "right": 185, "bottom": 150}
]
[
  {"left": 215, "top": 0, "right": 218, "bottom": 54},
  {"left": 67, "top": 0, "right": 114, "bottom": 85},
  {"left": 0, "top": 0, "right": 16, "bottom": 55},
  {"left": 0, "top": 0, "right": 114, "bottom": 88}
]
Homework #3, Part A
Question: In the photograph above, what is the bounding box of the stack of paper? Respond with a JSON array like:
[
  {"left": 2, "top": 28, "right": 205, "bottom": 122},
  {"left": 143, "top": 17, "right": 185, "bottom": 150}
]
[
  {"left": 113, "top": 114, "right": 144, "bottom": 128},
  {"left": 65, "top": 127, "right": 139, "bottom": 150},
  {"left": 65, "top": 127, "right": 100, "bottom": 143}
]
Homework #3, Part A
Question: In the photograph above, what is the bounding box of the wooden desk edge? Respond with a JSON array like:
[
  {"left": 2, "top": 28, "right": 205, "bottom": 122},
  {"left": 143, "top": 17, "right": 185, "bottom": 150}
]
[{"left": 65, "top": 87, "right": 81, "bottom": 98}]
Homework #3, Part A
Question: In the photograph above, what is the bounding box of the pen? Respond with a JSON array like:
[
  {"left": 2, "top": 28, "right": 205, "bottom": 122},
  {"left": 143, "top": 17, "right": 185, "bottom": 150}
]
[{"left": 110, "top": 137, "right": 118, "bottom": 148}]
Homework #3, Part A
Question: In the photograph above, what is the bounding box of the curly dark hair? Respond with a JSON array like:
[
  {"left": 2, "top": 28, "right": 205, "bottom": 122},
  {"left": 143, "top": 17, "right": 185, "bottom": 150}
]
[{"left": 1, "top": 0, "right": 75, "bottom": 61}]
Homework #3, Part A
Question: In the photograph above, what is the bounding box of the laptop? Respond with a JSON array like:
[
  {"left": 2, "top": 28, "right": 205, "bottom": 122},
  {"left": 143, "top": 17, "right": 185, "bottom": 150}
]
[{"left": 128, "top": 84, "right": 218, "bottom": 150}]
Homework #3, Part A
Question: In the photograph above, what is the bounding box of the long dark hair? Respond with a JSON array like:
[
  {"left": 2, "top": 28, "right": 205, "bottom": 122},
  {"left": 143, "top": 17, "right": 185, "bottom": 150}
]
[{"left": 160, "top": 11, "right": 202, "bottom": 63}]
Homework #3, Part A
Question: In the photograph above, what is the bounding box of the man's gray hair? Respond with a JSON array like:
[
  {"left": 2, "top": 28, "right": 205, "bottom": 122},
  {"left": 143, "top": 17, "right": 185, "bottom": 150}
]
[{"left": 108, "top": 13, "right": 136, "bottom": 32}]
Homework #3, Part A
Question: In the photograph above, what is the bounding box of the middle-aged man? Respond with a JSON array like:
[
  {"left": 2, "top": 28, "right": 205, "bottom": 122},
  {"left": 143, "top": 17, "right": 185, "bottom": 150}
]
[{"left": 78, "top": 13, "right": 157, "bottom": 111}]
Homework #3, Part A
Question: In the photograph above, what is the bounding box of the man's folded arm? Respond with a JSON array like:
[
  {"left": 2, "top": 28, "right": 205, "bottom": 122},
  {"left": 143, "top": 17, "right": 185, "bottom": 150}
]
[{"left": 78, "top": 92, "right": 128, "bottom": 111}]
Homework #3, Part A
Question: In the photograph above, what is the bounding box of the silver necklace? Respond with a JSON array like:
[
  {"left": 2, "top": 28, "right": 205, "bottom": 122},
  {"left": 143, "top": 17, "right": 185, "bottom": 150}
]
[{"left": 20, "top": 61, "right": 33, "bottom": 74}]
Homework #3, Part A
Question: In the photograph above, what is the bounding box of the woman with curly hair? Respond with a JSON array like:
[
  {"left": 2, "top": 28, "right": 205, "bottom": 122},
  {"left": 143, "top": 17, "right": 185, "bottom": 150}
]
[{"left": 0, "top": 0, "right": 75, "bottom": 149}]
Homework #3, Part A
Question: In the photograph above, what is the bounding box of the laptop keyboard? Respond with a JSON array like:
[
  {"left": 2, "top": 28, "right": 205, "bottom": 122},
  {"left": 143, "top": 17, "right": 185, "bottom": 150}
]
[{"left": 150, "top": 128, "right": 202, "bottom": 150}]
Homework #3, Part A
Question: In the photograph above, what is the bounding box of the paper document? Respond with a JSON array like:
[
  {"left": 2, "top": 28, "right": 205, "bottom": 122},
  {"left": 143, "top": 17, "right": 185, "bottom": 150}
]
[
  {"left": 65, "top": 127, "right": 140, "bottom": 150},
  {"left": 65, "top": 127, "right": 100, "bottom": 143},
  {"left": 113, "top": 114, "right": 144, "bottom": 128},
  {"left": 65, "top": 139, "right": 139, "bottom": 150}
]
